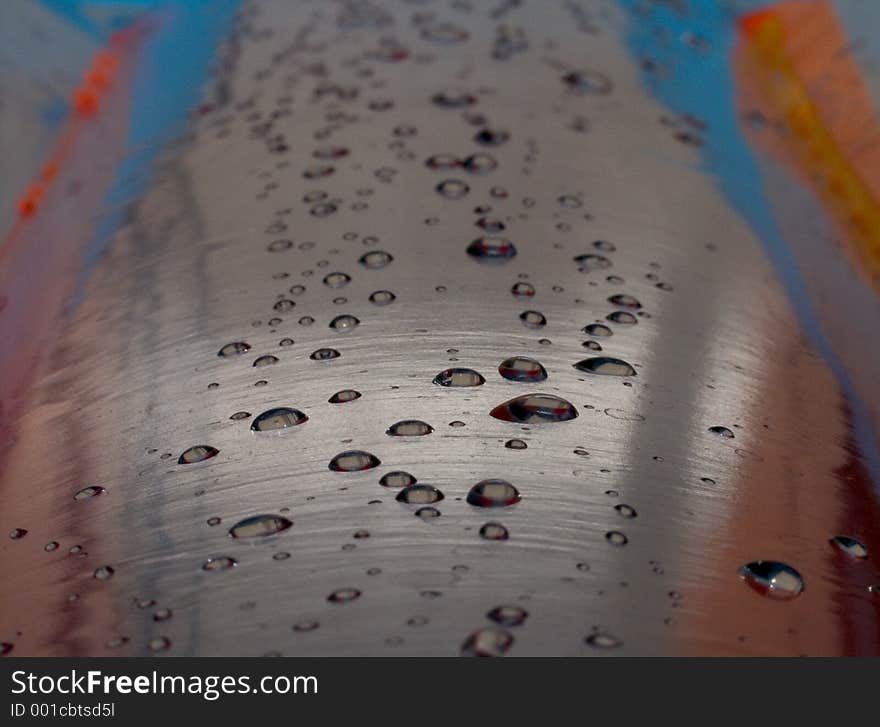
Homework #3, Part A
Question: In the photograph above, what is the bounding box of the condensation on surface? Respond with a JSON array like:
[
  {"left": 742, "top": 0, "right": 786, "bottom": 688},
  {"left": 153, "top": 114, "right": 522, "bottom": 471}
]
[{"left": 1, "top": 0, "right": 880, "bottom": 657}]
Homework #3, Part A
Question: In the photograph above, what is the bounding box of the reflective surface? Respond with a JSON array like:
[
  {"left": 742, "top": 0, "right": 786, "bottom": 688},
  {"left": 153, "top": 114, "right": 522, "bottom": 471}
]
[{"left": 2, "top": 0, "right": 880, "bottom": 656}]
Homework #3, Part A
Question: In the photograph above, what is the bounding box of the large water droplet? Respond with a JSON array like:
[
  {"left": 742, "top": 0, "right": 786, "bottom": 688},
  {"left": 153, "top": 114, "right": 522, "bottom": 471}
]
[
  {"left": 606, "top": 311, "right": 637, "bottom": 325},
  {"left": 396, "top": 484, "right": 444, "bottom": 504},
  {"left": 433, "top": 367, "right": 486, "bottom": 387},
  {"left": 229, "top": 514, "right": 293, "bottom": 539},
  {"left": 386, "top": 420, "right": 434, "bottom": 436},
  {"left": 583, "top": 323, "right": 612, "bottom": 337},
  {"left": 323, "top": 272, "right": 351, "bottom": 288},
  {"left": 253, "top": 354, "right": 279, "bottom": 367},
  {"left": 178, "top": 445, "right": 219, "bottom": 464},
  {"left": 251, "top": 407, "right": 308, "bottom": 431},
  {"left": 573, "top": 253, "right": 611, "bottom": 272},
  {"left": 498, "top": 356, "right": 547, "bottom": 382},
  {"left": 466, "top": 236, "right": 517, "bottom": 261},
  {"left": 490, "top": 394, "right": 578, "bottom": 423},
  {"left": 829, "top": 535, "right": 868, "bottom": 559},
  {"left": 739, "top": 561, "right": 804, "bottom": 600},
  {"left": 369, "top": 290, "right": 396, "bottom": 305},
  {"left": 218, "top": 341, "right": 251, "bottom": 357},
  {"left": 329, "top": 450, "right": 381, "bottom": 472},
  {"left": 573, "top": 357, "right": 636, "bottom": 376},
  {"left": 461, "top": 628, "right": 514, "bottom": 656},
  {"left": 466, "top": 479, "right": 521, "bottom": 507}
]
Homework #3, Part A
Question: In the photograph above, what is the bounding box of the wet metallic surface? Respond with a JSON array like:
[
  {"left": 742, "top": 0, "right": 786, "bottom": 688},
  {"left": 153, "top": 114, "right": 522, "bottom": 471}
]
[{"left": 2, "top": 0, "right": 880, "bottom": 656}]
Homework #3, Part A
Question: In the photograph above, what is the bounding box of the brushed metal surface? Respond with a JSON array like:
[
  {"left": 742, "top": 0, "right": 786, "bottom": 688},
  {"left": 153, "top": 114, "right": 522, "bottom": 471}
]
[{"left": 1, "top": 0, "right": 880, "bottom": 656}]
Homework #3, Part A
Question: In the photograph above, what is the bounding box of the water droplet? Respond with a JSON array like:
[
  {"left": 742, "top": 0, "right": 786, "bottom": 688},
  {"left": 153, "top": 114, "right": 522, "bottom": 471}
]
[
  {"left": 359, "top": 249, "right": 394, "bottom": 269},
  {"left": 327, "top": 588, "right": 361, "bottom": 603},
  {"left": 461, "top": 628, "right": 514, "bottom": 656},
  {"left": 386, "top": 420, "right": 434, "bottom": 436},
  {"left": 609, "top": 294, "right": 642, "bottom": 309},
  {"left": 583, "top": 323, "right": 612, "bottom": 337},
  {"left": 436, "top": 179, "right": 470, "bottom": 199},
  {"left": 268, "top": 239, "right": 293, "bottom": 253},
  {"left": 251, "top": 407, "right": 308, "bottom": 431},
  {"left": 293, "top": 620, "right": 319, "bottom": 632},
  {"left": 520, "top": 310, "right": 547, "bottom": 329},
  {"left": 369, "top": 290, "right": 396, "bottom": 305},
  {"left": 273, "top": 299, "right": 296, "bottom": 312},
  {"left": 431, "top": 89, "right": 476, "bottom": 108},
  {"left": 310, "top": 348, "right": 340, "bottom": 361},
  {"left": 74, "top": 485, "right": 105, "bottom": 501},
  {"left": 178, "top": 445, "right": 219, "bottom": 464},
  {"left": 474, "top": 128, "right": 510, "bottom": 146},
  {"left": 279, "top": 338, "right": 294, "bottom": 346},
  {"left": 329, "top": 450, "right": 381, "bottom": 472},
  {"left": 329, "top": 314, "right": 360, "bottom": 331},
  {"left": 329, "top": 389, "right": 362, "bottom": 404},
  {"left": 426, "top": 153, "right": 460, "bottom": 171},
  {"left": 396, "top": 484, "right": 444, "bottom": 504},
  {"left": 229, "top": 514, "right": 293, "bottom": 539},
  {"left": 380, "top": 471, "right": 417, "bottom": 489},
  {"left": 739, "top": 561, "right": 804, "bottom": 600},
  {"left": 9, "top": 528, "right": 27, "bottom": 540},
  {"left": 479, "top": 522, "right": 509, "bottom": 540},
  {"left": 415, "top": 506, "right": 441, "bottom": 519},
  {"left": 505, "top": 439, "right": 527, "bottom": 450},
  {"left": 148, "top": 637, "right": 171, "bottom": 652},
  {"left": 202, "top": 556, "right": 237, "bottom": 571},
  {"left": 511, "top": 281, "right": 535, "bottom": 297},
  {"left": 323, "top": 272, "right": 351, "bottom": 288},
  {"left": 93, "top": 565, "right": 114, "bottom": 580},
  {"left": 704, "top": 426, "right": 735, "bottom": 441},
  {"left": 253, "top": 354, "right": 279, "bottom": 367},
  {"left": 433, "top": 367, "right": 486, "bottom": 387},
  {"left": 614, "top": 504, "right": 637, "bottom": 518},
  {"left": 1, "top": 643, "right": 13, "bottom": 655},
  {"left": 462, "top": 153, "right": 497, "bottom": 175},
  {"left": 573, "top": 253, "right": 611, "bottom": 272},
  {"left": 573, "top": 357, "right": 636, "bottom": 377},
  {"left": 487, "top": 605, "right": 528, "bottom": 627},
  {"left": 585, "top": 632, "right": 622, "bottom": 649},
  {"left": 829, "top": 535, "right": 868, "bottom": 559},
  {"left": 467, "top": 237, "right": 517, "bottom": 261},
  {"left": 605, "top": 531, "right": 628, "bottom": 546},
  {"left": 218, "top": 341, "right": 251, "bottom": 357},
  {"left": 467, "top": 479, "right": 521, "bottom": 507},
  {"left": 153, "top": 608, "right": 173, "bottom": 622},
  {"left": 490, "top": 394, "right": 578, "bottom": 423},
  {"left": 563, "top": 68, "right": 613, "bottom": 95},
  {"left": 498, "top": 356, "right": 547, "bottom": 382},
  {"left": 606, "top": 310, "right": 637, "bottom": 325},
  {"left": 44, "top": 541, "right": 59, "bottom": 552}
]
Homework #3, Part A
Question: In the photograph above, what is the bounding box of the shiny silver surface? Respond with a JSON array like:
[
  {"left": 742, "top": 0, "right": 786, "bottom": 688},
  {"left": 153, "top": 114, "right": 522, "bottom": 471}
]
[{"left": 2, "top": 0, "right": 880, "bottom": 656}]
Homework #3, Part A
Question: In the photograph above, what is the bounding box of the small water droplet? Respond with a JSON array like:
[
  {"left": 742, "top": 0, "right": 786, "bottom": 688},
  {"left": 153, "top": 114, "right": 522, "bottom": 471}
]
[
  {"left": 329, "top": 314, "right": 360, "bottom": 331},
  {"left": 396, "top": 484, "right": 444, "bottom": 504},
  {"left": 178, "top": 445, "right": 219, "bottom": 464},
  {"left": 369, "top": 289, "right": 396, "bottom": 305},
  {"left": 251, "top": 407, "right": 308, "bottom": 431},
  {"left": 93, "top": 565, "right": 114, "bottom": 581},
  {"left": 490, "top": 394, "right": 578, "bottom": 423},
  {"left": 608, "top": 294, "right": 642, "bottom": 309},
  {"left": 253, "top": 354, "right": 279, "bottom": 367},
  {"left": 573, "top": 357, "right": 636, "bottom": 377},
  {"left": 327, "top": 588, "right": 361, "bottom": 603},
  {"left": 739, "top": 561, "right": 804, "bottom": 600},
  {"left": 9, "top": 528, "right": 27, "bottom": 540},
  {"left": 230, "top": 411, "right": 251, "bottom": 420},
  {"left": 479, "top": 522, "right": 509, "bottom": 540},
  {"left": 466, "top": 236, "right": 517, "bottom": 262},
  {"left": 829, "top": 535, "right": 868, "bottom": 559},
  {"left": 218, "top": 341, "right": 251, "bottom": 357},
  {"left": 563, "top": 68, "right": 613, "bottom": 95},
  {"left": 310, "top": 347, "right": 340, "bottom": 361},
  {"left": 324, "top": 272, "right": 351, "bottom": 288},
  {"left": 329, "top": 389, "right": 362, "bottom": 404},
  {"left": 466, "top": 479, "right": 521, "bottom": 507},
  {"left": 498, "top": 356, "right": 547, "bottom": 382},
  {"left": 505, "top": 439, "right": 527, "bottom": 450},
  {"left": 433, "top": 367, "right": 486, "bottom": 387},
  {"left": 380, "top": 471, "right": 416, "bottom": 488},
  {"left": 606, "top": 531, "right": 628, "bottom": 546},
  {"left": 583, "top": 323, "right": 612, "bottom": 337},
  {"left": 329, "top": 450, "right": 381, "bottom": 472},
  {"left": 511, "top": 281, "right": 535, "bottom": 297},
  {"left": 202, "top": 556, "right": 237, "bottom": 571},
  {"left": 487, "top": 605, "right": 528, "bottom": 627},
  {"left": 148, "top": 636, "right": 171, "bottom": 652},
  {"left": 293, "top": 620, "right": 319, "bottom": 632},
  {"left": 606, "top": 310, "right": 637, "bottom": 325},
  {"left": 386, "top": 420, "right": 434, "bottom": 436},
  {"left": 415, "top": 506, "right": 442, "bottom": 519},
  {"left": 614, "top": 504, "right": 637, "bottom": 518},
  {"left": 74, "top": 485, "right": 105, "bottom": 501},
  {"left": 228, "top": 514, "right": 293, "bottom": 539},
  {"left": 573, "top": 253, "right": 611, "bottom": 272},
  {"left": 585, "top": 632, "right": 622, "bottom": 649},
  {"left": 708, "top": 425, "right": 734, "bottom": 439},
  {"left": 359, "top": 250, "right": 393, "bottom": 269},
  {"left": 436, "top": 178, "right": 470, "bottom": 199},
  {"left": 461, "top": 627, "right": 514, "bottom": 656}
]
